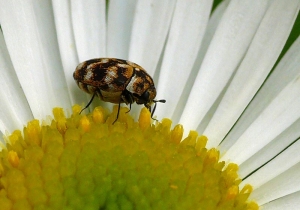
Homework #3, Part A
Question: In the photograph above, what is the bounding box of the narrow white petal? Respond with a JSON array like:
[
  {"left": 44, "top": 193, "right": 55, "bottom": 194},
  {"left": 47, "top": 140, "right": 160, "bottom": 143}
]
[
  {"left": 128, "top": 0, "right": 176, "bottom": 75},
  {"left": 239, "top": 117, "right": 300, "bottom": 178},
  {"left": 247, "top": 160, "right": 300, "bottom": 205},
  {"left": 52, "top": 0, "right": 86, "bottom": 105},
  {"left": 221, "top": 35, "right": 300, "bottom": 151},
  {"left": 243, "top": 139, "right": 300, "bottom": 187},
  {"left": 261, "top": 191, "right": 300, "bottom": 210},
  {"left": 155, "top": 0, "right": 213, "bottom": 119},
  {"left": 0, "top": 1, "right": 71, "bottom": 119},
  {"left": 179, "top": 0, "right": 269, "bottom": 134},
  {"left": 204, "top": 0, "right": 300, "bottom": 148},
  {"left": 0, "top": 33, "right": 32, "bottom": 133},
  {"left": 220, "top": 37, "right": 300, "bottom": 165},
  {"left": 33, "top": 1, "right": 72, "bottom": 110},
  {"left": 71, "top": 0, "right": 106, "bottom": 61},
  {"left": 221, "top": 73, "right": 300, "bottom": 164},
  {"left": 107, "top": 0, "right": 137, "bottom": 58},
  {"left": 193, "top": 0, "right": 229, "bottom": 73},
  {"left": 176, "top": 1, "right": 229, "bottom": 132}
]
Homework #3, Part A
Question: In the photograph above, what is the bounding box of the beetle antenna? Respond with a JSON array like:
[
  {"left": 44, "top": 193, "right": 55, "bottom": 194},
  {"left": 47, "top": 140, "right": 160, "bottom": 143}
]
[
  {"left": 151, "top": 99, "right": 166, "bottom": 119},
  {"left": 80, "top": 92, "right": 96, "bottom": 114}
]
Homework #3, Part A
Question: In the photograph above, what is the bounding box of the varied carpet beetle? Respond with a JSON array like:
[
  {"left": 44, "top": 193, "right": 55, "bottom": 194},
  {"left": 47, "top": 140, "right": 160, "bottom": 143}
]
[{"left": 73, "top": 58, "right": 166, "bottom": 123}]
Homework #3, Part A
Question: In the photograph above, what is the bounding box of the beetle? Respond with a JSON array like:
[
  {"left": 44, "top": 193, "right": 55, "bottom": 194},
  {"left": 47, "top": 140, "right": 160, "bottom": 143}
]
[{"left": 73, "top": 58, "right": 166, "bottom": 123}]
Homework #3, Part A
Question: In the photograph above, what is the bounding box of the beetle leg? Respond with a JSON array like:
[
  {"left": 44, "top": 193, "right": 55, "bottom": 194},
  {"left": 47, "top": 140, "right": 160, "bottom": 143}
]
[
  {"left": 150, "top": 103, "right": 155, "bottom": 119},
  {"left": 113, "top": 90, "right": 135, "bottom": 124},
  {"left": 126, "top": 103, "right": 132, "bottom": 113},
  {"left": 79, "top": 92, "right": 96, "bottom": 114},
  {"left": 113, "top": 101, "right": 121, "bottom": 124},
  {"left": 121, "top": 90, "right": 134, "bottom": 113}
]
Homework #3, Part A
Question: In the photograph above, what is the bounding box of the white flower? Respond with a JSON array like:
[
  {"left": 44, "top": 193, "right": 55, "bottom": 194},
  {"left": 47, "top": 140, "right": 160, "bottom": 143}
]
[{"left": 0, "top": 0, "right": 299, "bottom": 209}]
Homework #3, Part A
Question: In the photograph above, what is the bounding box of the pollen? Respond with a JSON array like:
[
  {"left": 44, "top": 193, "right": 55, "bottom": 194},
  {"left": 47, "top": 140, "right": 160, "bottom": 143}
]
[{"left": 0, "top": 105, "right": 259, "bottom": 209}]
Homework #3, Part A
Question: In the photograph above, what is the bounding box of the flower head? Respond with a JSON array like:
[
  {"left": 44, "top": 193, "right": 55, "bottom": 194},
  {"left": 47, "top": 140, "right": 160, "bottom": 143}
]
[{"left": 0, "top": 105, "right": 258, "bottom": 209}]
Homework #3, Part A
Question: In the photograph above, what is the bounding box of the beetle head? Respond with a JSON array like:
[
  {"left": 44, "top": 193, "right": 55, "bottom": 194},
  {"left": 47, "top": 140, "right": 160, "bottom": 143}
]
[
  {"left": 134, "top": 86, "right": 166, "bottom": 119},
  {"left": 134, "top": 86, "right": 156, "bottom": 106}
]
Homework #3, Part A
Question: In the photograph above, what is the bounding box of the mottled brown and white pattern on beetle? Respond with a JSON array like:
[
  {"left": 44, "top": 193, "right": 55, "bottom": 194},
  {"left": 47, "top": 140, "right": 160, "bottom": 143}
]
[
  {"left": 73, "top": 58, "right": 157, "bottom": 105},
  {"left": 74, "top": 58, "right": 135, "bottom": 92},
  {"left": 126, "top": 68, "right": 155, "bottom": 96}
]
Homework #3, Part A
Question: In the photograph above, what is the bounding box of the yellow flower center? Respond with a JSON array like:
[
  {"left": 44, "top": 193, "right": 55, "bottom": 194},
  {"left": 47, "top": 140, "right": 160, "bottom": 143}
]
[{"left": 0, "top": 105, "right": 258, "bottom": 209}]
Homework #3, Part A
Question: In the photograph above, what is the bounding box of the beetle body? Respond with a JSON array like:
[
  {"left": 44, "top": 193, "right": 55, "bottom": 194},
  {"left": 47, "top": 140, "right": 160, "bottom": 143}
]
[{"left": 74, "top": 58, "right": 165, "bottom": 122}]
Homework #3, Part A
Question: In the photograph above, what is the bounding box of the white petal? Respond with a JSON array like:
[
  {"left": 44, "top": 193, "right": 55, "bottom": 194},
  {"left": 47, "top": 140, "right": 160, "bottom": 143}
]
[
  {"left": 176, "top": 1, "right": 229, "bottom": 132},
  {"left": 0, "top": 0, "right": 71, "bottom": 119},
  {"left": 71, "top": 0, "right": 106, "bottom": 61},
  {"left": 155, "top": 0, "right": 213, "bottom": 119},
  {"left": 192, "top": 0, "right": 229, "bottom": 75},
  {"left": 204, "top": 0, "right": 300, "bottom": 148},
  {"left": 246, "top": 158, "right": 300, "bottom": 205},
  {"left": 261, "top": 191, "right": 300, "bottom": 210},
  {"left": 179, "top": 0, "right": 269, "bottom": 134},
  {"left": 238, "top": 36, "right": 300, "bottom": 177},
  {"left": 239, "top": 117, "right": 300, "bottom": 179},
  {"left": 52, "top": 0, "right": 86, "bottom": 105},
  {"left": 107, "top": 0, "right": 137, "bottom": 58},
  {"left": 0, "top": 33, "right": 32, "bottom": 133},
  {"left": 128, "top": 0, "right": 176, "bottom": 75},
  {"left": 221, "top": 72, "right": 300, "bottom": 164},
  {"left": 221, "top": 35, "right": 300, "bottom": 151}
]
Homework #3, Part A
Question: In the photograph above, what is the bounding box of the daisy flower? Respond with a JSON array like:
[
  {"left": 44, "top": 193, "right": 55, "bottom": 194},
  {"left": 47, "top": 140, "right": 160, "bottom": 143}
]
[{"left": 0, "top": 0, "right": 299, "bottom": 209}]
